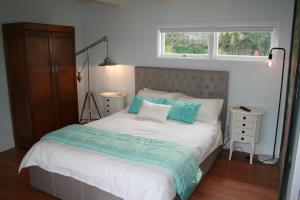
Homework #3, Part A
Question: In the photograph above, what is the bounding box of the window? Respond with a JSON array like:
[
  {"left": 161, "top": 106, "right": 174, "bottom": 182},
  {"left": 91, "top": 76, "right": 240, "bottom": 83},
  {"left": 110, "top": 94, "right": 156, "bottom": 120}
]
[
  {"left": 162, "top": 32, "right": 210, "bottom": 57},
  {"left": 217, "top": 32, "right": 271, "bottom": 57},
  {"left": 158, "top": 25, "right": 276, "bottom": 60}
]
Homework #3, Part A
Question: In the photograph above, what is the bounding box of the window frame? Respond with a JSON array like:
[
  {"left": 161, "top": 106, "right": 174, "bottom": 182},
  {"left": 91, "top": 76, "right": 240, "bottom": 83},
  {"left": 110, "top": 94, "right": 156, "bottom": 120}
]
[
  {"left": 157, "top": 23, "right": 278, "bottom": 61},
  {"left": 160, "top": 32, "right": 211, "bottom": 59}
]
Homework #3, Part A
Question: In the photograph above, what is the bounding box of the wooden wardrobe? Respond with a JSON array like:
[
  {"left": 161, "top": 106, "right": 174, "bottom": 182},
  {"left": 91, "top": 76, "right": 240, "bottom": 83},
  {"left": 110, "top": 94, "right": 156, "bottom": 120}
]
[{"left": 2, "top": 22, "right": 79, "bottom": 148}]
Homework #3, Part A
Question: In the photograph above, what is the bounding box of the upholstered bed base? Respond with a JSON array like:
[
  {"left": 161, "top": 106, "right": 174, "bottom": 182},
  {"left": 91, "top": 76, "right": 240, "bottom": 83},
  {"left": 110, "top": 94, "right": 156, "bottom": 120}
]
[{"left": 29, "top": 146, "right": 222, "bottom": 200}]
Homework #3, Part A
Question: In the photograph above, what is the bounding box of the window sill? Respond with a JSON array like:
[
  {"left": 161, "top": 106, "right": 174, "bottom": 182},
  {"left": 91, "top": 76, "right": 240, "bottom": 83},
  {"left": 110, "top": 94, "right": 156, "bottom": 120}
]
[{"left": 157, "top": 55, "right": 268, "bottom": 63}]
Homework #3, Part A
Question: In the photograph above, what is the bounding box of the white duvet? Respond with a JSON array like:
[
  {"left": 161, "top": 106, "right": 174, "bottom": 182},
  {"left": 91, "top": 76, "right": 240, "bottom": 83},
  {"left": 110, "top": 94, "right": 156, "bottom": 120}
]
[{"left": 19, "top": 110, "right": 222, "bottom": 200}]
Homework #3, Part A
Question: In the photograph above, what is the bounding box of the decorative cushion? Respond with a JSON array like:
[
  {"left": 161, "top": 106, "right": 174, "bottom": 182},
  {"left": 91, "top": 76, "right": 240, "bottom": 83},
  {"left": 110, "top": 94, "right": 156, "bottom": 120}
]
[
  {"left": 166, "top": 100, "right": 201, "bottom": 124},
  {"left": 137, "top": 100, "right": 172, "bottom": 122},
  {"left": 128, "top": 96, "right": 166, "bottom": 114}
]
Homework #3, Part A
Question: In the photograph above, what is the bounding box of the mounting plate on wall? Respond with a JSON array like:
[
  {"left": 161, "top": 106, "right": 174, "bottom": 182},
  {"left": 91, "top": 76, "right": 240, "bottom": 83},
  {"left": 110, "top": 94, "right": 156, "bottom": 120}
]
[{"left": 82, "top": 0, "right": 121, "bottom": 6}]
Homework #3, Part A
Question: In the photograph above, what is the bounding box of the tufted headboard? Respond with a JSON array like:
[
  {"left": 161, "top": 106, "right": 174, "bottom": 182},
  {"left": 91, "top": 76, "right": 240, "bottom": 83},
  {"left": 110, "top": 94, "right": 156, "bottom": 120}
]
[{"left": 135, "top": 66, "right": 229, "bottom": 132}]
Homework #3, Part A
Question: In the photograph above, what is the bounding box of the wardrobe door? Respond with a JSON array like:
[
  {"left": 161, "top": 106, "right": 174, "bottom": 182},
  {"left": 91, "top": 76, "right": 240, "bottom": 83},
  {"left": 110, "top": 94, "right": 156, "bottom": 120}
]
[
  {"left": 51, "top": 32, "right": 78, "bottom": 128},
  {"left": 26, "top": 31, "right": 56, "bottom": 140},
  {"left": 3, "top": 30, "right": 33, "bottom": 147}
]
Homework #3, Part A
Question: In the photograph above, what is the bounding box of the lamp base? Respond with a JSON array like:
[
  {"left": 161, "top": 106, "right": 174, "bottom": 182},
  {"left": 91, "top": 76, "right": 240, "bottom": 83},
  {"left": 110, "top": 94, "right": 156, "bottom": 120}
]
[{"left": 258, "top": 154, "right": 278, "bottom": 165}]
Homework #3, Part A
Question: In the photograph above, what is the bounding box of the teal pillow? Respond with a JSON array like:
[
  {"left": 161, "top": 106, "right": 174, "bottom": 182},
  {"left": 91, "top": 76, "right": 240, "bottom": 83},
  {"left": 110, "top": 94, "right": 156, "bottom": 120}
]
[
  {"left": 128, "top": 96, "right": 167, "bottom": 114},
  {"left": 128, "top": 96, "right": 201, "bottom": 124},
  {"left": 167, "top": 100, "right": 201, "bottom": 124}
]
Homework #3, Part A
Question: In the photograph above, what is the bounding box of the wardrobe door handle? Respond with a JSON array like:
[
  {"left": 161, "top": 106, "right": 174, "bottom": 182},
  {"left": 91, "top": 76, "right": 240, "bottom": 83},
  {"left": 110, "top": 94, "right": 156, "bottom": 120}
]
[
  {"left": 51, "top": 65, "right": 55, "bottom": 73},
  {"left": 54, "top": 64, "right": 58, "bottom": 73}
]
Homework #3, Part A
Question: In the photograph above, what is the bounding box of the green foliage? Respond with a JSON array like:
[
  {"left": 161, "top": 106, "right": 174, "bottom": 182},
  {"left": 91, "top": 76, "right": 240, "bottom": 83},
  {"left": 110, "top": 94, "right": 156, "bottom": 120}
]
[
  {"left": 164, "top": 32, "right": 208, "bottom": 54},
  {"left": 218, "top": 32, "right": 271, "bottom": 56},
  {"left": 164, "top": 32, "right": 271, "bottom": 56}
]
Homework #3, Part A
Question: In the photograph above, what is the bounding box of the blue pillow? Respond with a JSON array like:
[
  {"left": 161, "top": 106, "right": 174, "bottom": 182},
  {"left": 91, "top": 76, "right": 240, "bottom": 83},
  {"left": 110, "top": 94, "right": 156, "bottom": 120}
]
[
  {"left": 166, "top": 100, "right": 201, "bottom": 124},
  {"left": 128, "top": 96, "right": 167, "bottom": 114}
]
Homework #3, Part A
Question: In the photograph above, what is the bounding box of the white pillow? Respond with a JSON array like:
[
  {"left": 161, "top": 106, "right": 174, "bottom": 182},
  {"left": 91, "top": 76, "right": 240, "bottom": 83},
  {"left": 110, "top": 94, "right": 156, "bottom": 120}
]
[
  {"left": 137, "top": 88, "right": 178, "bottom": 99},
  {"left": 178, "top": 93, "right": 224, "bottom": 123},
  {"left": 144, "top": 88, "right": 173, "bottom": 94},
  {"left": 137, "top": 100, "right": 172, "bottom": 122}
]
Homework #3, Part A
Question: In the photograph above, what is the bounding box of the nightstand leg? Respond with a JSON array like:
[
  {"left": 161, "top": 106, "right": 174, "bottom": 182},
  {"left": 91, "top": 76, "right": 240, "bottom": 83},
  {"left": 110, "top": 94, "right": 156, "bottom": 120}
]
[
  {"left": 250, "top": 143, "right": 255, "bottom": 164},
  {"left": 229, "top": 140, "right": 234, "bottom": 160}
]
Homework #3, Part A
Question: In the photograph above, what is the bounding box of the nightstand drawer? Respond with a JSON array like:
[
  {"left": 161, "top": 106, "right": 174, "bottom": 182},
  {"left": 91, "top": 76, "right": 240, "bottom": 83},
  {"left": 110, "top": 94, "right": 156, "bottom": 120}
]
[
  {"left": 235, "top": 121, "right": 254, "bottom": 129},
  {"left": 234, "top": 128, "right": 254, "bottom": 136},
  {"left": 103, "top": 102, "right": 115, "bottom": 109},
  {"left": 236, "top": 114, "right": 255, "bottom": 122},
  {"left": 233, "top": 134, "right": 252, "bottom": 143},
  {"left": 103, "top": 97, "right": 115, "bottom": 106},
  {"left": 104, "top": 107, "right": 115, "bottom": 115}
]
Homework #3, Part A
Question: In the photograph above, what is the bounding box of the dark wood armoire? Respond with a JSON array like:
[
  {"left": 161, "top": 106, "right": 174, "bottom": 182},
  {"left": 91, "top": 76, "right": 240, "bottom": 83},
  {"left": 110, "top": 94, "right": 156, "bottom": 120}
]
[{"left": 2, "top": 22, "right": 79, "bottom": 148}]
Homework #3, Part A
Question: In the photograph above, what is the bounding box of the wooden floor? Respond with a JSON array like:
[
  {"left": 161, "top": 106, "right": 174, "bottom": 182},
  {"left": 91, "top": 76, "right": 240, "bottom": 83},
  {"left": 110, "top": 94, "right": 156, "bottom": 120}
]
[{"left": 0, "top": 148, "right": 279, "bottom": 200}]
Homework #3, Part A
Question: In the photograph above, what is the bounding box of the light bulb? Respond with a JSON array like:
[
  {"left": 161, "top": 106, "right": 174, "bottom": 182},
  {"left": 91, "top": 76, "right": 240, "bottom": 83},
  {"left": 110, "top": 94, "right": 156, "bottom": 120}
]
[
  {"left": 268, "top": 59, "right": 273, "bottom": 68},
  {"left": 268, "top": 53, "right": 273, "bottom": 68}
]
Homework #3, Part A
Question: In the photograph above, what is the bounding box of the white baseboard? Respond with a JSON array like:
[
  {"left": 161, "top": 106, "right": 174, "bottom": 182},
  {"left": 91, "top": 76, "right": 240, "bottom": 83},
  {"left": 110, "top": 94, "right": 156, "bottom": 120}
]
[{"left": 0, "top": 136, "right": 15, "bottom": 152}]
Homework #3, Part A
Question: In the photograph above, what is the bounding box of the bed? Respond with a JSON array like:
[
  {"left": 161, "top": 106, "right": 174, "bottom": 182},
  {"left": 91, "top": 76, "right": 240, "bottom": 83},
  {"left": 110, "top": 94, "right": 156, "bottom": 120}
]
[{"left": 19, "top": 66, "right": 229, "bottom": 200}]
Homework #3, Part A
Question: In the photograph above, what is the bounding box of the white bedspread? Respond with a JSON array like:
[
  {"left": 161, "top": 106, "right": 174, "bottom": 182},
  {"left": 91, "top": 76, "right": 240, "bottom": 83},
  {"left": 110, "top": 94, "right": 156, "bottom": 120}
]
[{"left": 19, "top": 110, "right": 222, "bottom": 200}]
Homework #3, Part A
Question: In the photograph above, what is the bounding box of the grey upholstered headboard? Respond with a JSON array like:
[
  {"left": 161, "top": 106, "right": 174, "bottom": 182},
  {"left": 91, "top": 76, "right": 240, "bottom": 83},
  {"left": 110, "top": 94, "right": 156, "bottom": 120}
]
[{"left": 135, "top": 66, "right": 229, "bottom": 132}]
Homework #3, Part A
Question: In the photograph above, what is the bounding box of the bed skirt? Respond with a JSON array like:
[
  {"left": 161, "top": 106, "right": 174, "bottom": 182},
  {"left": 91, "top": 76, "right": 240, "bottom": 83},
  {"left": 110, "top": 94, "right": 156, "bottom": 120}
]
[{"left": 29, "top": 146, "right": 222, "bottom": 200}]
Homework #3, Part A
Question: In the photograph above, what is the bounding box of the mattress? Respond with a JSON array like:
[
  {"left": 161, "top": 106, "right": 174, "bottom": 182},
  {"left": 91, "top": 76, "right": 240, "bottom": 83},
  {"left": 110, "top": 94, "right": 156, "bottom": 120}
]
[
  {"left": 19, "top": 110, "right": 222, "bottom": 200},
  {"left": 87, "top": 109, "right": 222, "bottom": 163}
]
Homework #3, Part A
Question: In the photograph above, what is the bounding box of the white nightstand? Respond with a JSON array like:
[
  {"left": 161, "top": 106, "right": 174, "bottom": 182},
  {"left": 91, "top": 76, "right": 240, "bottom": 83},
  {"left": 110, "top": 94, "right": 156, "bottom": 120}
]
[
  {"left": 228, "top": 106, "right": 264, "bottom": 164},
  {"left": 100, "top": 92, "right": 127, "bottom": 117}
]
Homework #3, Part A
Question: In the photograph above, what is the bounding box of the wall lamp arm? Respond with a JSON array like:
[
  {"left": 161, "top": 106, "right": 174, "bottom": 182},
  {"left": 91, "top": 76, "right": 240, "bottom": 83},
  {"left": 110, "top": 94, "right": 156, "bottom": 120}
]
[{"left": 75, "top": 36, "right": 108, "bottom": 56}]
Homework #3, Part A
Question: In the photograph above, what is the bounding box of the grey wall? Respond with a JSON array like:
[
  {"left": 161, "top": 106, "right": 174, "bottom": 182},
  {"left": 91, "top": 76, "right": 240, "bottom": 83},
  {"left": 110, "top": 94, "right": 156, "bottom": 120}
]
[
  {"left": 81, "top": 0, "right": 295, "bottom": 155},
  {"left": 0, "top": 0, "right": 85, "bottom": 151}
]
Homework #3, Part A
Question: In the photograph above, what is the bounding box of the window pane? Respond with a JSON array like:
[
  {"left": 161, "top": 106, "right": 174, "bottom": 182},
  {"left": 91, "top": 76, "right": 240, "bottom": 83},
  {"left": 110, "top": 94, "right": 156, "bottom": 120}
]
[
  {"left": 163, "top": 32, "right": 209, "bottom": 55},
  {"left": 218, "top": 32, "right": 271, "bottom": 56}
]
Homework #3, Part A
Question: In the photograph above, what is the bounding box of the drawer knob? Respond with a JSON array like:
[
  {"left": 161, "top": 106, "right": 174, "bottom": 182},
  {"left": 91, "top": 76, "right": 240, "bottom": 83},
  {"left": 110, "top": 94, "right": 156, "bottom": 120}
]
[
  {"left": 107, "top": 104, "right": 110, "bottom": 107},
  {"left": 241, "top": 137, "right": 244, "bottom": 141},
  {"left": 107, "top": 110, "right": 110, "bottom": 112},
  {"left": 242, "top": 130, "right": 245, "bottom": 133},
  {"left": 242, "top": 123, "right": 246, "bottom": 127},
  {"left": 107, "top": 99, "right": 110, "bottom": 102},
  {"left": 243, "top": 116, "right": 246, "bottom": 120}
]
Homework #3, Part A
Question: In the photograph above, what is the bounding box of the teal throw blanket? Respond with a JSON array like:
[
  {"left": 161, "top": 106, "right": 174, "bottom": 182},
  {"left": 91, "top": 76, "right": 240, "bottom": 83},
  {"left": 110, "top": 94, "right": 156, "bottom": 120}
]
[{"left": 41, "top": 124, "right": 202, "bottom": 200}]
